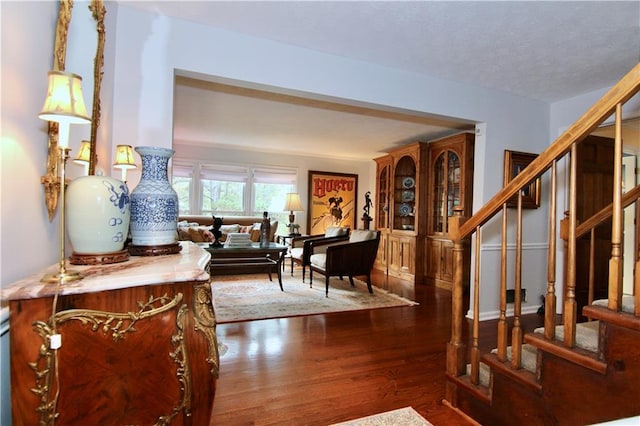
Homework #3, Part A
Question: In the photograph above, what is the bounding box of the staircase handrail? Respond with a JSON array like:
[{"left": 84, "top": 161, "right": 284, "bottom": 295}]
[
  {"left": 574, "top": 183, "right": 640, "bottom": 240},
  {"left": 451, "top": 63, "right": 640, "bottom": 243}
]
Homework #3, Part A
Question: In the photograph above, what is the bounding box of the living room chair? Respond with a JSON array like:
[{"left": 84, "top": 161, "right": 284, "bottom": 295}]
[
  {"left": 308, "top": 230, "right": 381, "bottom": 297},
  {"left": 289, "top": 227, "right": 350, "bottom": 281}
]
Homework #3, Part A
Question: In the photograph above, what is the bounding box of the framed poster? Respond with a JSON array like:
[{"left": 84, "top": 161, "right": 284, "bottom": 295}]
[
  {"left": 503, "top": 150, "right": 540, "bottom": 209},
  {"left": 307, "top": 170, "right": 358, "bottom": 235}
]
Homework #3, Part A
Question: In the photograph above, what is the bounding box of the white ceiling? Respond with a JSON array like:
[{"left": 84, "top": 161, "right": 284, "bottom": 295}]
[{"left": 123, "top": 1, "right": 640, "bottom": 160}]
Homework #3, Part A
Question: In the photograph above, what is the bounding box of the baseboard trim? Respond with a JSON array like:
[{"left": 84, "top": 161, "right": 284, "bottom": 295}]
[{"left": 467, "top": 304, "right": 540, "bottom": 321}]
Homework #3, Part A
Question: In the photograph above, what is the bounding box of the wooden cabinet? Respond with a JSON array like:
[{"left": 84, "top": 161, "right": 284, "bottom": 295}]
[
  {"left": 426, "top": 133, "right": 474, "bottom": 289},
  {"left": 374, "top": 142, "right": 428, "bottom": 282},
  {"left": 389, "top": 234, "right": 416, "bottom": 280},
  {"left": 3, "top": 244, "right": 218, "bottom": 425},
  {"left": 426, "top": 237, "right": 454, "bottom": 285}
]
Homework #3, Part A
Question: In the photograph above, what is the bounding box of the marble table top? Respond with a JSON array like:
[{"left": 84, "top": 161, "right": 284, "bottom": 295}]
[{"left": 1, "top": 242, "right": 211, "bottom": 302}]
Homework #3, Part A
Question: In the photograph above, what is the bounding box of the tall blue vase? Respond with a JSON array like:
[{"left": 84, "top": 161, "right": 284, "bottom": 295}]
[{"left": 130, "top": 146, "right": 179, "bottom": 246}]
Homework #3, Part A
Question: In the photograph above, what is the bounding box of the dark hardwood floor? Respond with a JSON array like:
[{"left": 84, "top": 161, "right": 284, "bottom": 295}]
[{"left": 210, "top": 269, "right": 544, "bottom": 425}]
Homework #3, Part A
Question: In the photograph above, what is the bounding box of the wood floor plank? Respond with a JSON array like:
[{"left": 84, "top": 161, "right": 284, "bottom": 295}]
[{"left": 209, "top": 269, "right": 542, "bottom": 425}]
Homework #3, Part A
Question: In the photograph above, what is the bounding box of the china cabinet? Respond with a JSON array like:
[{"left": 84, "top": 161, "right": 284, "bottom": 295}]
[
  {"left": 373, "top": 142, "right": 428, "bottom": 282},
  {"left": 426, "top": 132, "right": 474, "bottom": 289}
]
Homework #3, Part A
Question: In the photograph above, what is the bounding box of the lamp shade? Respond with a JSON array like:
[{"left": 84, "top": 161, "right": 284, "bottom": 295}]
[
  {"left": 73, "top": 140, "right": 92, "bottom": 165},
  {"left": 284, "top": 193, "right": 304, "bottom": 212},
  {"left": 113, "top": 145, "right": 137, "bottom": 170},
  {"left": 39, "top": 70, "right": 91, "bottom": 125}
]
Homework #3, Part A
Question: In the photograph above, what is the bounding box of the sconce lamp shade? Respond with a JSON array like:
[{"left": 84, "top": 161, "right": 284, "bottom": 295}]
[
  {"left": 113, "top": 145, "right": 137, "bottom": 170},
  {"left": 283, "top": 193, "right": 304, "bottom": 212},
  {"left": 39, "top": 70, "right": 91, "bottom": 125},
  {"left": 73, "top": 140, "right": 92, "bottom": 165}
]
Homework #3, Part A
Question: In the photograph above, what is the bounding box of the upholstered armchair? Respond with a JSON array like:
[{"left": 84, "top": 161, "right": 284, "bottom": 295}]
[
  {"left": 289, "top": 227, "right": 350, "bottom": 281},
  {"left": 308, "top": 230, "right": 381, "bottom": 297}
]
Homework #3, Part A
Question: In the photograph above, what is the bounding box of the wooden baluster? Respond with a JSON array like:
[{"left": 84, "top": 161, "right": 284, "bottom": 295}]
[
  {"left": 608, "top": 103, "right": 624, "bottom": 311},
  {"left": 589, "top": 229, "right": 596, "bottom": 308},
  {"left": 635, "top": 256, "right": 640, "bottom": 317},
  {"left": 511, "top": 191, "right": 523, "bottom": 369},
  {"left": 497, "top": 204, "right": 508, "bottom": 360},
  {"left": 636, "top": 199, "right": 640, "bottom": 317},
  {"left": 545, "top": 160, "right": 557, "bottom": 339},
  {"left": 470, "top": 227, "right": 481, "bottom": 384},
  {"left": 564, "top": 144, "right": 578, "bottom": 347}
]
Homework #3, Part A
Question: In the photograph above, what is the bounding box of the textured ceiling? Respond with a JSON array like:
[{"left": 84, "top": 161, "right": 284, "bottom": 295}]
[{"left": 123, "top": 1, "right": 640, "bottom": 160}]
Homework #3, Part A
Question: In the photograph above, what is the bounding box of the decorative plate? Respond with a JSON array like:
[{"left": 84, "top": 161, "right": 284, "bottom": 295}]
[
  {"left": 402, "top": 190, "right": 415, "bottom": 202},
  {"left": 399, "top": 203, "right": 411, "bottom": 216},
  {"left": 402, "top": 177, "right": 415, "bottom": 189}
]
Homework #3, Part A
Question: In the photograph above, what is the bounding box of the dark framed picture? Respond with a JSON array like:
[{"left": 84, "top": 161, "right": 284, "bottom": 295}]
[
  {"left": 307, "top": 170, "right": 358, "bottom": 235},
  {"left": 503, "top": 150, "right": 540, "bottom": 209}
]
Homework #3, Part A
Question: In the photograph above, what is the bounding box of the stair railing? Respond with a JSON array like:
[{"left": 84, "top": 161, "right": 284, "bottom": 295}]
[{"left": 446, "top": 63, "right": 640, "bottom": 391}]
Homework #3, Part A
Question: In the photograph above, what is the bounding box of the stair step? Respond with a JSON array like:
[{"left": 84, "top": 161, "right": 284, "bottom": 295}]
[
  {"left": 464, "top": 318, "right": 603, "bottom": 389},
  {"left": 534, "top": 320, "right": 599, "bottom": 352},
  {"left": 467, "top": 343, "right": 538, "bottom": 388},
  {"left": 592, "top": 295, "right": 635, "bottom": 314},
  {"left": 465, "top": 360, "right": 492, "bottom": 387}
]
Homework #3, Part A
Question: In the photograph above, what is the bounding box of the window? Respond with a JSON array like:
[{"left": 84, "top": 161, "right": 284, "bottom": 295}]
[
  {"left": 173, "top": 162, "right": 298, "bottom": 233},
  {"left": 172, "top": 163, "right": 193, "bottom": 215},
  {"left": 200, "top": 165, "right": 247, "bottom": 215},
  {"left": 253, "top": 168, "right": 298, "bottom": 233}
]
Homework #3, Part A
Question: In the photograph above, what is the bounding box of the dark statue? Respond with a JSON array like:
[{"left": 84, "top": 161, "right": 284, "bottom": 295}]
[
  {"left": 362, "top": 191, "right": 373, "bottom": 229},
  {"left": 210, "top": 215, "right": 223, "bottom": 247},
  {"left": 362, "top": 191, "right": 373, "bottom": 220}
]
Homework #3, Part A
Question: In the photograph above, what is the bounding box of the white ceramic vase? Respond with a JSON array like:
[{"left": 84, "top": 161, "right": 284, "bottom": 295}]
[
  {"left": 129, "top": 146, "right": 179, "bottom": 246},
  {"left": 66, "top": 175, "right": 131, "bottom": 254}
]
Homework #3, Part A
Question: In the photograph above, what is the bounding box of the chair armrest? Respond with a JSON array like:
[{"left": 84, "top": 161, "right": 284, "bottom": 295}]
[
  {"left": 291, "top": 233, "right": 325, "bottom": 248},
  {"left": 307, "top": 235, "right": 350, "bottom": 254}
]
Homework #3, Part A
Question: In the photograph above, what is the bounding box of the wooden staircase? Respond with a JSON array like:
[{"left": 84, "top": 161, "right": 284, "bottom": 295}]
[{"left": 444, "top": 63, "right": 640, "bottom": 425}]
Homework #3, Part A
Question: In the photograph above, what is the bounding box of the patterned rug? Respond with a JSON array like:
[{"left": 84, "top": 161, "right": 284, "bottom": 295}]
[
  {"left": 211, "top": 269, "right": 418, "bottom": 323},
  {"left": 330, "top": 407, "right": 433, "bottom": 426}
]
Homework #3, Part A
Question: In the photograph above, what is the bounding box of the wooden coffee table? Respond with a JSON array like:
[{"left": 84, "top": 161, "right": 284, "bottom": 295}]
[{"left": 202, "top": 242, "right": 288, "bottom": 291}]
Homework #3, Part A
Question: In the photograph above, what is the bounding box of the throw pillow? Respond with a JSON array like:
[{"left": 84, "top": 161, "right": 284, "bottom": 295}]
[{"left": 188, "top": 227, "right": 205, "bottom": 243}]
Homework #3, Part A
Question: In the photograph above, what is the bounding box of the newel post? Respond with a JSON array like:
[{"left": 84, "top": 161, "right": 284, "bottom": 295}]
[{"left": 445, "top": 207, "right": 468, "bottom": 403}]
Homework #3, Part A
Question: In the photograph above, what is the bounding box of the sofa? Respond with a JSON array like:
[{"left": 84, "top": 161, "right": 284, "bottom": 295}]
[{"left": 177, "top": 215, "right": 279, "bottom": 243}]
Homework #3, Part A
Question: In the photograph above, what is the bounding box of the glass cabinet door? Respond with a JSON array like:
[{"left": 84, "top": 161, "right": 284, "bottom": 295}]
[
  {"left": 394, "top": 156, "right": 416, "bottom": 231},
  {"left": 432, "top": 153, "right": 445, "bottom": 233},
  {"left": 447, "top": 151, "right": 461, "bottom": 220},
  {"left": 432, "top": 150, "right": 460, "bottom": 235},
  {"left": 377, "top": 164, "right": 390, "bottom": 229}
]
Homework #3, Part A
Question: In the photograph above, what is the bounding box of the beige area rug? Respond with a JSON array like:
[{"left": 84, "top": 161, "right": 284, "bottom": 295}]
[
  {"left": 330, "top": 407, "right": 433, "bottom": 426},
  {"left": 211, "top": 269, "right": 418, "bottom": 323}
]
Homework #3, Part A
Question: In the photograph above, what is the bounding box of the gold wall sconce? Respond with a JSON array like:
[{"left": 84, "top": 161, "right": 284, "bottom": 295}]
[
  {"left": 113, "top": 144, "right": 137, "bottom": 183},
  {"left": 73, "top": 140, "right": 92, "bottom": 175},
  {"left": 42, "top": 0, "right": 106, "bottom": 221}
]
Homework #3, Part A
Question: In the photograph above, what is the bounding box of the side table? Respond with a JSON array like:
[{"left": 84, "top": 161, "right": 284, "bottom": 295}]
[{"left": 276, "top": 233, "right": 304, "bottom": 271}]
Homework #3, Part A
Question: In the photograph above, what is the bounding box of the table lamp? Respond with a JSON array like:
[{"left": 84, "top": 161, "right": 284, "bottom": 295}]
[
  {"left": 283, "top": 193, "right": 304, "bottom": 235},
  {"left": 113, "top": 144, "right": 137, "bottom": 183},
  {"left": 39, "top": 70, "right": 91, "bottom": 283}
]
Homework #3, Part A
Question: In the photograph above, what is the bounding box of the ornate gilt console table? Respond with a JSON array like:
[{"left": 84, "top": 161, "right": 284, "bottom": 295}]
[{"left": 1, "top": 242, "right": 218, "bottom": 425}]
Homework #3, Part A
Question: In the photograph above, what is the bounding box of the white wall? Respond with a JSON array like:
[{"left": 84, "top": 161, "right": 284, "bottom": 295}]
[{"left": 110, "top": 4, "right": 552, "bottom": 319}]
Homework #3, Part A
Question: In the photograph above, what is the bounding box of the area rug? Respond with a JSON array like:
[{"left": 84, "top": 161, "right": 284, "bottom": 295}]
[
  {"left": 211, "top": 270, "right": 417, "bottom": 323},
  {"left": 330, "top": 407, "right": 433, "bottom": 426}
]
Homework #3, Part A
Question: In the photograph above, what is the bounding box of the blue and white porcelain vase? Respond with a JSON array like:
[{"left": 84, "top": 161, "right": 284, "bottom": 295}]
[
  {"left": 66, "top": 174, "right": 130, "bottom": 254},
  {"left": 130, "top": 146, "right": 179, "bottom": 246}
]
